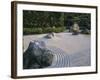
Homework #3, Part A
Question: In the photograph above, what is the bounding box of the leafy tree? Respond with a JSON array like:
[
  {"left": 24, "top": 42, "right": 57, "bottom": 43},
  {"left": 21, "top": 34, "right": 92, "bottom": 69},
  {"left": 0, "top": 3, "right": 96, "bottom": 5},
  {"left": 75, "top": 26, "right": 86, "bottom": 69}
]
[{"left": 23, "top": 10, "right": 91, "bottom": 35}]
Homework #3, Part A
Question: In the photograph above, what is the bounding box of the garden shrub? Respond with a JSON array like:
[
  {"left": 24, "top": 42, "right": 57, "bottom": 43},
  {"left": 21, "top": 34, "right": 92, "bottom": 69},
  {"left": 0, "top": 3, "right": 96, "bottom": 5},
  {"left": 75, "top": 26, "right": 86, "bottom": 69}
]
[
  {"left": 23, "top": 28, "right": 43, "bottom": 35},
  {"left": 23, "top": 27, "right": 66, "bottom": 35},
  {"left": 53, "top": 27, "right": 65, "bottom": 33},
  {"left": 43, "top": 27, "right": 53, "bottom": 33},
  {"left": 43, "top": 27, "right": 65, "bottom": 33},
  {"left": 81, "top": 28, "right": 90, "bottom": 34}
]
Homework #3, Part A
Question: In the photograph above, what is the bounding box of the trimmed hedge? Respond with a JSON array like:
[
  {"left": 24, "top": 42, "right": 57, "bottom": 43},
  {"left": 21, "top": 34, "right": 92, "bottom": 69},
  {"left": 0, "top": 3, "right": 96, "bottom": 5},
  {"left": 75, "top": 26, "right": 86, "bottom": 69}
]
[
  {"left": 23, "top": 28, "right": 43, "bottom": 35},
  {"left": 23, "top": 27, "right": 66, "bottom": 35}
]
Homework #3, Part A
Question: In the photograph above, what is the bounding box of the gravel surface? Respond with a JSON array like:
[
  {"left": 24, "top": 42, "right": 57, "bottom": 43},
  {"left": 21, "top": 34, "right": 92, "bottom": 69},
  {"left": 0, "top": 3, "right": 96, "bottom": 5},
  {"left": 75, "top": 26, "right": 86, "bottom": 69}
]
[{"left": 23, "top": 32, "right": 91, "bottom": 67}]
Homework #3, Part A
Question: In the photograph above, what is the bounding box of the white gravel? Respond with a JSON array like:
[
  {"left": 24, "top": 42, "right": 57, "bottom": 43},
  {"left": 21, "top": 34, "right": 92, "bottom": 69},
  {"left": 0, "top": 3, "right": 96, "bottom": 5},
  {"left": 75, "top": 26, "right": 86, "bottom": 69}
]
[
  {"left": 23, "top": 32, "right": 91, "bottom": 67},
  {"left": 23, "top": 32, "right": 90, "bottom": 54}
]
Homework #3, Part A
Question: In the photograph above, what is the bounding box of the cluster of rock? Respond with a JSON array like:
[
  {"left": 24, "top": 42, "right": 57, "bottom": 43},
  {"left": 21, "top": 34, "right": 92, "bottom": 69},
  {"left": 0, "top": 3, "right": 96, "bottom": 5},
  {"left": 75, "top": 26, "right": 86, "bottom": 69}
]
[
  {"left": 70, "top": 22, "right": 90, "bottom": 35},
  {"left": 44, "top": 32, "right": 55, "bottom": 39},
  {"left": 23, "top": 40, "right": 53, "bottom": 69}
]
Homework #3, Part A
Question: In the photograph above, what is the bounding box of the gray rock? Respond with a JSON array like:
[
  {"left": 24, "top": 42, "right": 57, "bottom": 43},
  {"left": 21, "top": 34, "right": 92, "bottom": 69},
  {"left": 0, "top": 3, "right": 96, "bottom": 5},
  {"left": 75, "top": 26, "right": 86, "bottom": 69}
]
[
  {"left": 23, "top": 41, "right": 53, "bottom": 69},
  {"left": 45, "top": 32, "right": 55, "bottom": 39},
  {"left": 72, "top": 23, "right": 80, "bottom": 35}
]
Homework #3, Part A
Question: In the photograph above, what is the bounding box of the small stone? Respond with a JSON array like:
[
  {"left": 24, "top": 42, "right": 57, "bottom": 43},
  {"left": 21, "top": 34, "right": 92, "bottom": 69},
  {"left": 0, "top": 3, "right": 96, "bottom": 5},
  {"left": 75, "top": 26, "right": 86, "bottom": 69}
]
[{"left": 45, "top": 32, "right": 56, "bottom": 39}]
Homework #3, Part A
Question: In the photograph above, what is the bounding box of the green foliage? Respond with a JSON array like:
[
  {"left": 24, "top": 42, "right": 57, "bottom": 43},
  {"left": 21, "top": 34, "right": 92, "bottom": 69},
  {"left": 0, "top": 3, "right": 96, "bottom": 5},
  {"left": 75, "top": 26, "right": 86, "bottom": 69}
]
[
  {"left": 23, "top": 27, "right": 65, "bottom": 35},
  {"left": 23, "top": 28, "right": 43, "bottom": 34},
  {"left": 43, "top": 27, "right": 53, "bottom": 33},
  {"left": 81, "top": 28, "right": 90, "bottom": 34},
  {"left": 23, "top": 11, "right": 64, "bottom": 28},
  {"left": 23, "top": 10, "right": 91, "bottom": 35},
  {"left": 53, "top": 27, "right": 65, "bottom": 33},
  {"left": 64, "top": 13, "right": 91, "bottom": 30},
  {"left": 43, "top": 27, "right": 65, "bottom": 33}
]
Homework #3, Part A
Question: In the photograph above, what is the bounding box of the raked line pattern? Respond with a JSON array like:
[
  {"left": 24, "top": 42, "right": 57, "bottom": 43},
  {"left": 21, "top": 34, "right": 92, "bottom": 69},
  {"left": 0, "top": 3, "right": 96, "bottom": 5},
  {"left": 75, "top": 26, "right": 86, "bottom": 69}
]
[
  {"left": 46, "top": 46, "right": 90, "bottom": 68},
  {"left": 46, "top": 46, "right": 70, "bottom": 68}
]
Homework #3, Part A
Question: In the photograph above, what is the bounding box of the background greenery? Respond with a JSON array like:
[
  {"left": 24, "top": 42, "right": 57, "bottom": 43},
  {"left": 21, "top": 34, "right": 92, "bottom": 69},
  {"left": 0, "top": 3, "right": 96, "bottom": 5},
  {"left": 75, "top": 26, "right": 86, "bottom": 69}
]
[{"left": 23, "top": 10, "right": 91, "bottom": 35}]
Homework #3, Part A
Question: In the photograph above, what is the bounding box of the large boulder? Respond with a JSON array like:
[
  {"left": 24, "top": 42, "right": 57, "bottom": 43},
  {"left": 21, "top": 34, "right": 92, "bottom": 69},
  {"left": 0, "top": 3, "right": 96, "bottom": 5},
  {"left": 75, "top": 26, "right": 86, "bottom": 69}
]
[{"left": 23, "top": 41, "right": 53, "bottom": 69}]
